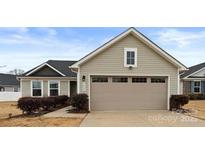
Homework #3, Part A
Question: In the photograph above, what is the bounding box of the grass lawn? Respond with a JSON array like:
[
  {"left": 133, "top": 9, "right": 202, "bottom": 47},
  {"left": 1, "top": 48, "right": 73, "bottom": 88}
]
[
  {"left": 0, "top": 102, "right": 83, "bottom": 127},
  {"left": 183, "top": 100, "right": 205, "bottom": 120}
]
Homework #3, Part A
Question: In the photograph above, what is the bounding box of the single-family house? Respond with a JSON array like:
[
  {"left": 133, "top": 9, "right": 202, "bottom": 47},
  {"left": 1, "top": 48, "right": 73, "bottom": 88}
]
[
  {"left": 19, "top": 27, "right": 187, "bottom": 111},
  {"left": 180, "top": 62, "right": 205, "bottom": 94},
  {"left": 0, "top": 73, "right": 20, "bottom": 92},
  {"left": 70, "top": 28, "right": 187, "bottom": 111}
]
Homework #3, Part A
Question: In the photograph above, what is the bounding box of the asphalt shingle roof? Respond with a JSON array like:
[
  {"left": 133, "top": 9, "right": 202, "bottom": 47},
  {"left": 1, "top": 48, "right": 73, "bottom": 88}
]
[
  {"left": 0, "top": 73, "right": 19, "bottom": 86},
  {"left": 23, "top": 60, "right": 77, "bottom": 77},
  {"left": 180, "top": 62, "right": 205, "bottom": 78},
  {"left": 46, "top": 60, "right": 77, "bottom": 77}
]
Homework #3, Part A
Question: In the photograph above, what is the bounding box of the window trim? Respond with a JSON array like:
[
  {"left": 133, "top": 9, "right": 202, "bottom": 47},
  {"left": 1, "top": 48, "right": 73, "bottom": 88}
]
[
  {"left": 31, "top": 80, "right": 43, "bottom": 97},
  {"left": 151, "top": 77, "right": 166, "bottom": 83},
  {"left": 92, "top": 76, "right": 108, "bottom": 83},
  {"left": 48, "top": 80, "right": 60, "bottom": 96},
  {"left": 112, "top": 77, "right": 128, "bottom": 83},
  {"left": 132, "top": 77, "right": 147, "bottom": 83},
  {"left": 193, "top": 80, "right": 201, "bottom": 93},
  {"left": 124, "top": 48, "right": 137, "bottom": 67}
]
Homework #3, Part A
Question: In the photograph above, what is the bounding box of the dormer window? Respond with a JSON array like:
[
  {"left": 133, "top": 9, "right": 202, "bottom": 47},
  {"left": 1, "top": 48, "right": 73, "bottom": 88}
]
[{"left": 124, "top": 48, "right": 137, "bottom": 67}]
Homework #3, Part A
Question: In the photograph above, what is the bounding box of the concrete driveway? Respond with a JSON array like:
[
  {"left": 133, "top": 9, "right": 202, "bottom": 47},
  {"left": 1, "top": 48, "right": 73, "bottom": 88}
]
[{"left": 80, "top": 110, "right": 205, "bottom": 127}]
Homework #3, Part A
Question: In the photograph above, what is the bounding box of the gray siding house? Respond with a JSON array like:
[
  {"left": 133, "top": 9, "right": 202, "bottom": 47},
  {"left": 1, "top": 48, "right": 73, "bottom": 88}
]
[
  {"left": 20, "top": 28, "right": 187, "bottom": 111},
  {"left": 0, "top": 73, "right": 20, "bottom": 92},
  {"left": 180, "top": 62, "right": 205, "bottom": 94}
]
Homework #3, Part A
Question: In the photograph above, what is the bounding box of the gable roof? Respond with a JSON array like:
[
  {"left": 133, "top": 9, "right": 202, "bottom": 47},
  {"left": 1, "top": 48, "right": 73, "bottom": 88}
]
[
  {"left": 23, "top": 60, "right": 77, "bottom": 77},
  {"left": 180, "top": 62, "right": 205, "bottom": 78},
  {"left": 70, "top": 27, "right": 187, "bottom": 70},
  {"left": 0, "top": 73, "right": 19, "bottom": 86}
]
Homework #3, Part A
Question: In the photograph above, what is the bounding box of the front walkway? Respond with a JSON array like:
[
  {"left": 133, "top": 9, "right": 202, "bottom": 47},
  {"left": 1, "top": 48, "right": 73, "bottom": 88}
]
[
  {"left": 43, "top": 106, "right": 87, "bottom": 119},
  {"left": 80, "top": 110, "right": 205, "bottom": 127}
]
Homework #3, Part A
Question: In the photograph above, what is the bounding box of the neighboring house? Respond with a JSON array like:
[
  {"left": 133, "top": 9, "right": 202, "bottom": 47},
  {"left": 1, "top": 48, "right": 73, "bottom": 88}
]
[
  {"left": 70, "top": 27, "right": 187, "bottom": 111},
  {"left": 0, "top": 73, "right": 20, "bottom": 92},
  {"left": 20, "top": 27, "right": 187, "bottom": 111},
  {"left": 18, "top": 60, "right": 77, "bottom": 97},
  {"left": 180, "top": 62, "right": 205, "bottom": 94}
]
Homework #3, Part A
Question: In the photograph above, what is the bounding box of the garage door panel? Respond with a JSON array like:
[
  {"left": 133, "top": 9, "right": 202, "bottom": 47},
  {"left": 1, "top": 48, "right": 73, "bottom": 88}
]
[{"left": 90, "top": 76, "right": 167, "bottom": 110}]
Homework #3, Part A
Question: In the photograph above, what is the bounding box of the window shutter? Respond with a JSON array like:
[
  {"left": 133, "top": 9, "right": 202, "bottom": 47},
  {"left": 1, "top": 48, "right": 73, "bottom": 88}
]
[
  {"left": 201, "top": 81, "right": 205, "bottom": 93},
  {"left": 191, "top": 81, "right": 195, "bottom": 93}
]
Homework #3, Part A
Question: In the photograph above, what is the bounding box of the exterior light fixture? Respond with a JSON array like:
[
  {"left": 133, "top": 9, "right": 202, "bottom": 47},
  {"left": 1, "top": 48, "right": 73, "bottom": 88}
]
[{"left": 129, "top": 66, "right": 133, "bottom": 70}]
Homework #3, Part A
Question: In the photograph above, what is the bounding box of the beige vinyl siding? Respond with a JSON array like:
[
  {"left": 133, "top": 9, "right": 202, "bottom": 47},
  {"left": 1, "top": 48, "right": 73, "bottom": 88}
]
[
  {"left": 79, "top": 34, "right": 178, "bottom": 95},
  {"left": 21, "top": 78, "right": 72, "bottom": 97},
  {"left": 43, "top": 80, "right": 48, "bottom": 96},
  {"left": 21, "top": 80, "right": 31, "bottom": 97},
  {"left": 183, "top": 81, "right": 191, "bottom": 94},
  {"left": 60, "top": 81, "right": 69, "bottom": 96},
  {"left": 180, "top": 80, "right": 183, "bottom": 94}
]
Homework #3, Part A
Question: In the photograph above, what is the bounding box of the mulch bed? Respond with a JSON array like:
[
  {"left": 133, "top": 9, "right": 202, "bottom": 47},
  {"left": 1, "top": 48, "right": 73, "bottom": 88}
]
[{"left": 67, "top": 108, "right": 89, "bottom": 113}]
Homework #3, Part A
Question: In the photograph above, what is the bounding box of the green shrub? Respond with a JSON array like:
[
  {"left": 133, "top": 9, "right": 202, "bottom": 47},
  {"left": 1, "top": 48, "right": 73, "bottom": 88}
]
[
  {"left": 170, "top": 95, "right": 189, "bottom": 111},
  {"left": 70, "top": 94, "right": 89, "bottom": 112}
]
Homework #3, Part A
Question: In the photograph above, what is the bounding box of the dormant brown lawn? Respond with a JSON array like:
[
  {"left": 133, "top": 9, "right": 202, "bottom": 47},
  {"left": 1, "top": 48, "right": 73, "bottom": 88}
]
[
  {"left": 0, "top": 102, "right": 21, "bottom": 119},
  {"left": 0, "top": 102, "right": 82, "bottom": 127},
  {"left": 183, "top": 100, "right": 205, "bottom": 120}
]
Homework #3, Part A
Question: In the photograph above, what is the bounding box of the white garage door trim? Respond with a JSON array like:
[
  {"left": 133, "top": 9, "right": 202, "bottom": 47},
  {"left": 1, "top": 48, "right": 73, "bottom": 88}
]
[{"left": 88, "top": 73, "right": 170, "bottom": 111}]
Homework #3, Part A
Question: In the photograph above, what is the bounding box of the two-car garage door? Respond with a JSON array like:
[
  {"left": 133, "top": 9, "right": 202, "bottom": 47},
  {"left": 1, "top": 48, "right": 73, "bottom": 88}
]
[{"left": 90, "top": 76, "right": 168, "bottom": 110}]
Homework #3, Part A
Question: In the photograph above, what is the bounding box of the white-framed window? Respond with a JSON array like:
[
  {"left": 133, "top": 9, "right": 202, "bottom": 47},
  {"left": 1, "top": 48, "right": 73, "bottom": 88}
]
[
  {"left": 48, "top": 80, "right": 60, "bottom": 96},
  {"left": 31, "top": 80, "right": 43, "bottom": 97},
  {"left": 124, "top": 48, "right": 137, "bottom": 67},
  {"left": 194, "top": 81, "right": 201, "bottom": 93}
]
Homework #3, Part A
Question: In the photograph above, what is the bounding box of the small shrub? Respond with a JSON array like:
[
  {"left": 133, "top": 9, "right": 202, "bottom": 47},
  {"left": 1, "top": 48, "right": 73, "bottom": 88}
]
[
  {"left": 40, "top": 97, "right": 56, "bottom": 111},
  {"left": 189, "top": 93, "right": 205, "bottom": 100},
  {"left": 197, "top": 94, "right": 205, "bottom": 100},
  {"left": 55, "top": 95, "right": 69, "bottom": 105},
  {"left": 170, "top": 95, "right": 189, "bottom": 111},
  {"left": 71, "top": 93, "right": 89, "bottom": 112},
  {"left": 17, "top": 97, "right": 41, "bottom": 114},
  {"left": 189, "top": 93, "right": 197, "bottom": 100},
  {"left": 17, "top": 95, "right": 69, "bottom": 114}
]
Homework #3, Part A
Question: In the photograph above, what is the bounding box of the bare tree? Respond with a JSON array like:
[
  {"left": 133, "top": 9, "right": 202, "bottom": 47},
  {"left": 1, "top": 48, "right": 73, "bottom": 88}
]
[{"left": 8, "top": 69, "right": 25, "bottom": 75}]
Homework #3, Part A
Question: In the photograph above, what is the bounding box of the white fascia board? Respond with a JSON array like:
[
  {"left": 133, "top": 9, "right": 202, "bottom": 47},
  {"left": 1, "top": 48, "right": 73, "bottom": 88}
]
[
  {"left": 70, "top": 28, "right": 132, "bottom": 68},
  {"left": 182, "top": 77, "right": 205, "bottom": 81},
  {"left": 131, "top": 29, "right": 187, "bottom": 70},
  {"left": 26, "top": 63, "right": 66, "bottom": 77},
  {"left": 183, "top": 67, "right": 205, "bottom": 79}
]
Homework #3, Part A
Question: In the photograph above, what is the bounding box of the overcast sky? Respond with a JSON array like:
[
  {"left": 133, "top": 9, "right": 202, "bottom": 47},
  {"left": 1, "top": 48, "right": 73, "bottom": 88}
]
[{"left": 0, "top": 27, "right": 205, "bottom": 73}]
